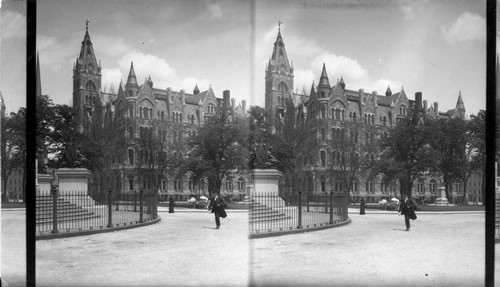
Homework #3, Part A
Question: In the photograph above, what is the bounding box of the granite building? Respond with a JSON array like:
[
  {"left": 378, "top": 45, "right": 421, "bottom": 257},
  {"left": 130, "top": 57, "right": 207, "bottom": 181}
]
[
  {"left": 265, "top": 28, "right": 473, "bottom": 204},
  {"left": 72, "top": 24, "right": 248, "bottom": 201}
]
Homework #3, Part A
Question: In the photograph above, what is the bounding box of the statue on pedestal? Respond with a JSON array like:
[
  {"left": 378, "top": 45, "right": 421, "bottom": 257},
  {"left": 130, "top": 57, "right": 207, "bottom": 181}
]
[
  {"left": 250, "top": 141, "right": 279, "bottom": 169},
  {"left": 63, "top": 142, "right": 89, "bottom": 168}
]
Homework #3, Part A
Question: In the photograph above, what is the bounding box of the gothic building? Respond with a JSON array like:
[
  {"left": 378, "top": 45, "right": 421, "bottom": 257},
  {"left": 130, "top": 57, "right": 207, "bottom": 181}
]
[
  {"left": 265, "top": 28, "right": 473, "bottom": 204},
  {"left": 72, "top": 24, "right": 248, "bottom": 201}
]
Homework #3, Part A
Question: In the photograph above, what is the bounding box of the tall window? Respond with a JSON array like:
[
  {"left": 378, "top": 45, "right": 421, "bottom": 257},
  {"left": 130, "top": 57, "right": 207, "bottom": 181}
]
[
  {"left": 128, "top": 149, "right": 134, "bottom": 165},
  {"left": 321, "top": 128, "right": 326, "bottom": 141},
  {"left": 238, "top": 178, "right": 245, "bottom": 191},
  {"left": 320, "top": 150, "right": 326, "bottom": 167}
]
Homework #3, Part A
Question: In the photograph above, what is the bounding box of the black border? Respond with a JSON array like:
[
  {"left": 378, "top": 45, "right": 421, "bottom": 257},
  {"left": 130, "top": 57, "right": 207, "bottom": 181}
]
[
  {"left": 25, "top": 1, "right": 497, "bottom": 286},
  {"left": 486, "top": 0, "right": 496, "bottom": 286},
  {"left": 26, "top": 0, "right": 36, "bottom": 286}
]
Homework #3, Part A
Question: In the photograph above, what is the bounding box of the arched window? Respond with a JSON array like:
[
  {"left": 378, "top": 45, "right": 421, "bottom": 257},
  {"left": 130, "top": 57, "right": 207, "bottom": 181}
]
[
  {"left": 85, "top": 81, "right": 96, "bottom": 91},
  {"left": 278, "top": 82, "right": 288, "bottom": 92}
]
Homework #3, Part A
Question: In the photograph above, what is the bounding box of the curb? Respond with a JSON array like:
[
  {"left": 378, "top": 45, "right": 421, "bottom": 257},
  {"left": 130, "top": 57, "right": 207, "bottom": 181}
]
[
  {"left": 36, "top": 217, "right": 161, "bottom": 240},
  {"left": 1, "top": 208, "right": 26, "bottom": 211},
  {"left": 158, "top": 208, "right": 248, "bottom": 213},
  {"left": 349, "top": 210, "right": 485, "bottom": 215},
  {"left": 250, "top": 217, "right": 352, "bottom": 239}
]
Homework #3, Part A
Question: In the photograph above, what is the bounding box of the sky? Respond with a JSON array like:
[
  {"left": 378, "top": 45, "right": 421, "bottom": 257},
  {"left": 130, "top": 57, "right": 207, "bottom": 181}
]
[
  {"left": 0, "top": 0, "right": 26, "bottom": 114},
  {"left": 254, "top": 0, "right": 487, "bottom": 117},
  {"left": 0, "top": 0, "right": 489, "bottom": 116}
]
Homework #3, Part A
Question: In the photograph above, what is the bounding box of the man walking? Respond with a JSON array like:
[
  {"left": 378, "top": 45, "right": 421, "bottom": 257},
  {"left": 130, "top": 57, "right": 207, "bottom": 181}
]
[
  {"left": 398, "top": 194, "right": 417, "bottom": 231},
  {"left": 208, "top": 192, "right": 227, "bottom": 229}
]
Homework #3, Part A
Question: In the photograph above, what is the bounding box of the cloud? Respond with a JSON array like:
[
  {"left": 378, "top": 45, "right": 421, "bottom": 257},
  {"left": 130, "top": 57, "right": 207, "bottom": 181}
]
[
  {"left": 117, "top": 52, "right": 176, "bottom": 89},
  {"left": 208, "top": 1, "right": 223, "bottom": 19},
  {"left": 92, "top": 34, "right": 133, "bottom": 56},
  {"left": 179, "top": 77, "right": 211, "bottom": 93},
  {"left": 101, "top": 68, "right": 122, "bottom": 92},
  {"left": 400, "top": 5, "right": 415, "bottom": 21},
  {"left": 441, "top": 12, "right": 486, "bottom": 43},
  {"left": 1, "top": 9, "right": 25, "bottom": 39},
  {"left": 311, "top": 53, "right": 369, "bottom": 86},
  {"left": 370, "top": 79, "right": 403, "bottom": 95},
  {"left": 37, "top": 35, "right": 57, "bottom": 51},
  {"left": 294, "top": 69, "right": 315, "bottom": 94}
]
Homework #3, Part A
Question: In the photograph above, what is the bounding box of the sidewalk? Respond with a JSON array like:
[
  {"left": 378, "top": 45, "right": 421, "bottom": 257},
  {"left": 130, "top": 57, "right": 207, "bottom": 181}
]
[
  {"left": 251, "top": 212, "right": 484, "bottom": 287},
  {"left": 347, "top": 208, "right": 485, "bottom": 215},
  {"left": 36, "top": 210, "right": 249, "bottom": 287},
  {"left": 1, "top": 209, "right": 26, "bottom": 287}
]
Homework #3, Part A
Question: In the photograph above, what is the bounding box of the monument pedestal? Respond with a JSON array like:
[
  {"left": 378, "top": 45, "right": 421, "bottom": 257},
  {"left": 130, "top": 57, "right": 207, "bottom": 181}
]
[
  {"left": 251, "top": 169, "right": 286, "bottom": 208},
  {"left": 37, "top": 173, "right": 54, "bottom": 196},
  {"left": 55, "top": 168, "right": 95, "bottom": 207},
  {"left": 435, "top": 186, "right": 449, "bottom": 206}
]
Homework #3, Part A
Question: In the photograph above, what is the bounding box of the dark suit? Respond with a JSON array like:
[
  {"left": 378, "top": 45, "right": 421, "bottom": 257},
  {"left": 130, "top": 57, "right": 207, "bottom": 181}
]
[
  {"left": 398, "top": 197, "right": 415, "bottom": 230},
  {"left": 208, "top": 196, "right": 226, "bottom": 228}
]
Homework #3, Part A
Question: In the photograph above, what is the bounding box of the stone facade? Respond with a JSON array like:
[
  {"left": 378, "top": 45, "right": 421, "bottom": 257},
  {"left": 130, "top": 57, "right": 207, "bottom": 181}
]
[
  {"left": 72, "top": 26, "right": 248, "bottom": 201},
  {"left": 265, "top": 28, "right": 473, "bottom": 203}
]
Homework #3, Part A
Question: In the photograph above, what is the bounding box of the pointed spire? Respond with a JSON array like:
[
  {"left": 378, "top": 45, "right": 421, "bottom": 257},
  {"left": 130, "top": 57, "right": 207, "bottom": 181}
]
[
  {"left": 37, "top": 52, "right": 42, "bottom": 98},
  {"left": 193, "top": 84, "right": 200, "bottom": 95},
  {"left": 147, "top": 74, "right": 153, "bottom": 88},
  {"left": 126, "top": 62, "right": 138, "bottom": 87},
  {"left": 385, "top": 85, "right": 392, "bottom": 97},
  {"left": 339, "top": 76, "right": 345, "bottom": 89},
  {"left": 456, "top": 90, "right": 464, "bottom": 107},
  {"left": 77, "top": 20, "right": 98, "bottom": 71},
  {"left": 318, "top": 63, "right": 330, "bottom": 88}
]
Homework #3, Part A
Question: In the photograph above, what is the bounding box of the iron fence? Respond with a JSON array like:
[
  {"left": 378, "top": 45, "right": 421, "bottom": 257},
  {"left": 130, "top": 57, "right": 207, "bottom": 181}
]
[
  {"left": 36, "top": 189, "right": 158, "bottom": 237},
  {"left": 496, "top": 199, "right": 500, "bottom": 239},
  {"left": 250, "top": 191, "right": 349, "bottom": 234}
]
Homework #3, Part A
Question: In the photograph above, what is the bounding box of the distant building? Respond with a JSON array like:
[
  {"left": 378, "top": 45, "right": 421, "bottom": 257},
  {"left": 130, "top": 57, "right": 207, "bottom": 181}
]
[
  {"left": 265, "top": 27, "right": 477, "bottom": 204},
  {"left": 6, "top": 168, "right": 23, "bottom": 202},
  {"left": 69, "top": 23, "right": 247, "bottom": 201}
]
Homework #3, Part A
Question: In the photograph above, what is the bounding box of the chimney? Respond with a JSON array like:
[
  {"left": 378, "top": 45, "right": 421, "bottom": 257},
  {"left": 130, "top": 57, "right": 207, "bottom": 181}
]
[
  {"left": 415, "top": 92, "right": 422, "bottom": 110},
  {"left": 223, "top": 90, "right": 230, "bottom": 108}
]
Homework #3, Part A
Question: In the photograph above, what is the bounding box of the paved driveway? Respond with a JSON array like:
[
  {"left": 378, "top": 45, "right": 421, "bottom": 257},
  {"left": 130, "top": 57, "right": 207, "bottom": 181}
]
[
  {"left": 1, "top": 209, "right": 26, "bottom": 287},
  {"left": 36, "top": 210, "right": 249, "bottom": 287},
  {"left": 251, "top": 212, "right": 484, "bottom": 287}
]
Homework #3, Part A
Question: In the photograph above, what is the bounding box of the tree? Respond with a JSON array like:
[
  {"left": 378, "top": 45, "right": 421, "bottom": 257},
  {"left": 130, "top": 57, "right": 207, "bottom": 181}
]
[
  {"left": 270, "top": 98, "right": 318, "bottom": 195},
  {"left": 1, "top": 109, "right": 26, "bottom": 202},
  {"left": 464, "top": 110, "right": 485, "bottom": 204},
  {"left": 373, "top": 109, "right": 437, "bottom": 197},
  {"left": 82, "top": 97, "right": 128, "bottom": 194},
  {"left": 184, "top": 105, "right": 248, "bottom": 195},
  {"left": 328, "top": 120, "right": 370, "bottom": 199},
  {"left": 428, "top": 118, "right": 466, "bottom": 201}
]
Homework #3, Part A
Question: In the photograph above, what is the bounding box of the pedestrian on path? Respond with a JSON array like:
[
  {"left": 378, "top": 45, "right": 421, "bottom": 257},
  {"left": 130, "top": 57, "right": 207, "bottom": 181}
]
[
  {"left": 360, "top": 198, "right": 366, "bottom": 215},
  {"left": 208, "top": 192, "right": 227, "bottom": 229},
  {"left": 168, "top": 197, "right": 176, "bottom": 213},
  {"left": 398, "top": 193, "right": 417, "bottom": 231}
]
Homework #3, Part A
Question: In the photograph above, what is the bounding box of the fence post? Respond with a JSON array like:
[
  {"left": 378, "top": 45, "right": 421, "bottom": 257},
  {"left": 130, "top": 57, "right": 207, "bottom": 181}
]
[
  {"left": 140, "top": 189, "right": 144, "bottom": 223},
  {"left": 298, "top": 191, "right": 302, "bottom": 229},
  {"left": 306, "top": 191, "right": 310, "bottom": 212},
  {"left": 51, "top": 184, "right": 59, "bottom": 234},
  {"left": 134, "top": 190, "right": 137, "bottom": 212},
  {"left": 329, "top": 191, "right": 333, "bottom": 224},
  {"left": 107, "top": 188, "right": 113, "bottom": 228},
  {"left": 325, "top": 192, "right": 328, "bottom": 213},
  {"left": 115, "top": 189, "right": 119, "bottom": 211}
]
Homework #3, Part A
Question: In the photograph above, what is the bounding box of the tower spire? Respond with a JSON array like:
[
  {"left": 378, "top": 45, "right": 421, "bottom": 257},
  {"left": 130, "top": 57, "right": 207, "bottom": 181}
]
[
  {"left": 126, "top": 62, "right": 138, "bottom": 88},
  {"left": 37, "top": 52, "right": 42, "bottom": 98},
  {"left": 318, "top": 63, "right": 330, "bottom": 88}
]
